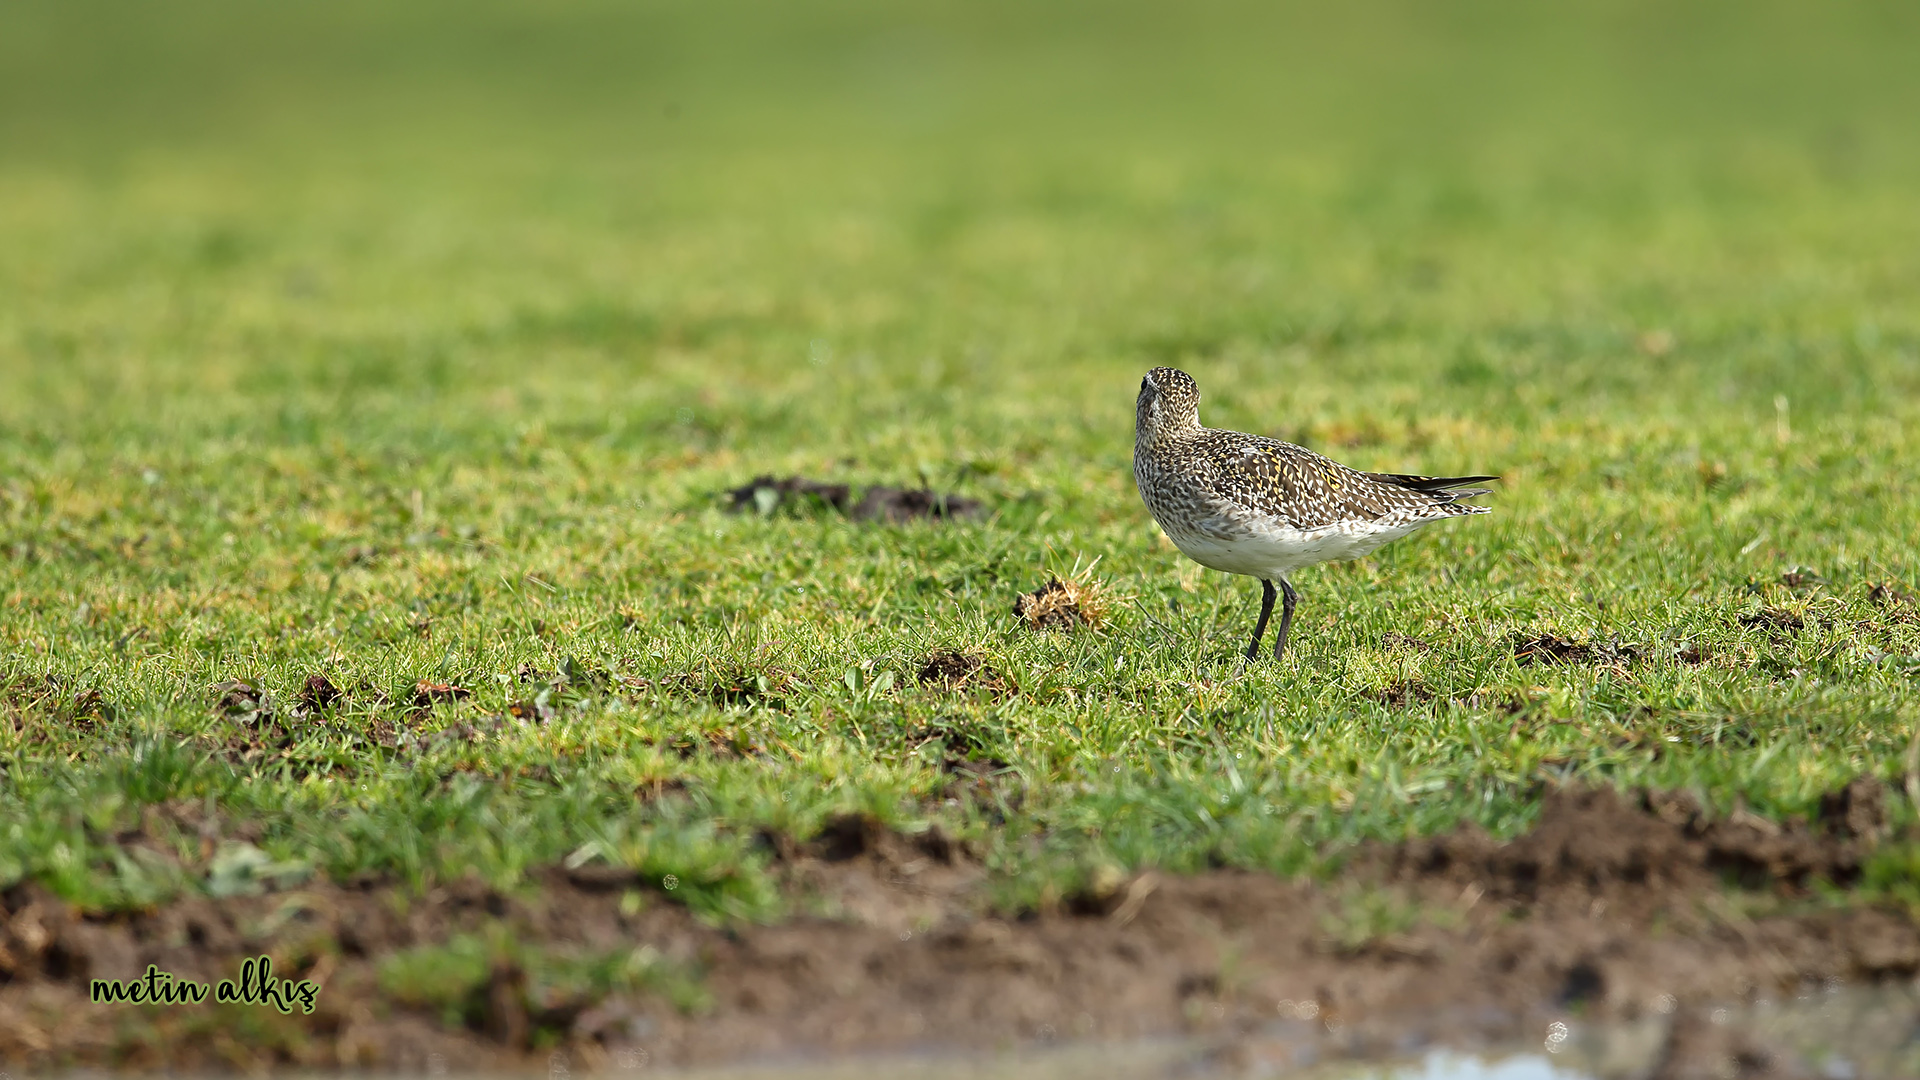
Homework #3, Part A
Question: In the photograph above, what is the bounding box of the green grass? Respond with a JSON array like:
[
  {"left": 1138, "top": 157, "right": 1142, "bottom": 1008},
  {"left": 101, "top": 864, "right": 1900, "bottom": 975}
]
[{"left": 4, "top": 0, "right": 1920, "bottom": 931}]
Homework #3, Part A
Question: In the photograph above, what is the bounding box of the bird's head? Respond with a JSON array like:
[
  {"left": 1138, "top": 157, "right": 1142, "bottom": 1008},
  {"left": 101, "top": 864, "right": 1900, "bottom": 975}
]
[{"left": 1136, "top": 366, "right": 1202, "bottom": 443}]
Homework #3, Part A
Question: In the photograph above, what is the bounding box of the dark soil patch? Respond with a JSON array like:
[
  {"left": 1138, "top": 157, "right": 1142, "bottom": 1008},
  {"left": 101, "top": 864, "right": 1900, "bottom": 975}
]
[
  {"left": 1513, "top": 633, "right": 1589, "bottom": 665},
  {"left": 916, "top": 650, "right": 1017, "bottom": 698},
  {"left": 1820, "top": 775, "right": 1889, "bottom": 841},
  {"left": 2, "top": 780, "right": 1914, "bottom": 1074},
  {"left": 853, "top": 486, "right": 983, "bottom": 523},
  {"left": 1012, "top": 576, "right": 1107, "bottom": 631},
  {"left": 408, "top": 681, "right": 472, "bottom": 722},
  {"left": 1362, "top": 782, "right": 1885, "bottom": 905},
  {"left": 294, "top": 675, "right": 343, "bottom": 716},
  {"left": 65, "top": 688, "right": 115, "bottom": 730},
  {"left": 909, "top": 713, "right": 1004, "bottom": 759},
  {"left": 724, "top": 475, "right": 982, "bottom": 523},
  {"left": 1372, "top": 680, "right": 1434, "bottom": 708},
  {"left": 1741, "top": 608, "right": 1806, "bottom": 634},
  {"left": 1868, "top": 582, "right": 1916, "bottom": 622},
  {"left": 724, "top": 475, "right": 851, "bottom": 514},
  {"left": 411, "top": 681, "right": 471, "bottom": 709},
  {"left": 1513, "top": 633, "right": 1640, "bottom": 668}
]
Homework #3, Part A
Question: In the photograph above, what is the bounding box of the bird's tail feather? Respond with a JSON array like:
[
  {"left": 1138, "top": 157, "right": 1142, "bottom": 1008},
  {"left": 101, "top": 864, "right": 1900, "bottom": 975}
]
[{"left": 1367, "top": 472, "right": 1498, "bottom": 500}]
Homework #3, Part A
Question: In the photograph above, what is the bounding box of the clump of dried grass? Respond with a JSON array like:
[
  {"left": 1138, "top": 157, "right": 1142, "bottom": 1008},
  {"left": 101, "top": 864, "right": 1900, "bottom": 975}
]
[{"left": 1013, "top": 574, "right": 1111, "bottom": 631}]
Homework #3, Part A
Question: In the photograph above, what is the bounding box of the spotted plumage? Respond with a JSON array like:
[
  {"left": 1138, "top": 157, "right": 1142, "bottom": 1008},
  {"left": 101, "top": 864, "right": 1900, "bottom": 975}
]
[{"left": 1134, "top": 366, "right": 1495, "bottom": 664}]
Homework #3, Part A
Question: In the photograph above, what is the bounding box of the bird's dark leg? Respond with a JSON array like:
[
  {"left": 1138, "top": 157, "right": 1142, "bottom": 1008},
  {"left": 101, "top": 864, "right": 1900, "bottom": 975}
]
[
  {"left": 1242, "top": 579, "right": 1277, "bottom": 666},
  {"left": 1272, "top": 579, "right": 1299, "bottom": 662}
]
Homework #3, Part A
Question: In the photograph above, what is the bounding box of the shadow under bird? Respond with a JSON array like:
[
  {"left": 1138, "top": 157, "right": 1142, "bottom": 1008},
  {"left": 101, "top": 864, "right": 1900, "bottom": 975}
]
[{"left": 1133, "top": 367, "right": 1496, "bottom": 665}]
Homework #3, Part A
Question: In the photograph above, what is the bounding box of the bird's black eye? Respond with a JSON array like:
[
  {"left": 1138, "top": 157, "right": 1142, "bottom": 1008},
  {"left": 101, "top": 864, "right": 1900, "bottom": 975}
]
[{"left": 1140, "top": 376, "right": 1150, "bottom": 391}]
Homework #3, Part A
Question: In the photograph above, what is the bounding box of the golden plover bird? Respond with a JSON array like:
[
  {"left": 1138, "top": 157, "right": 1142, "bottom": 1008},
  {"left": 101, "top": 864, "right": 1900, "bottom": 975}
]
[{"left": 1134, "top": 366, "right": 1495, "bottom": 665}]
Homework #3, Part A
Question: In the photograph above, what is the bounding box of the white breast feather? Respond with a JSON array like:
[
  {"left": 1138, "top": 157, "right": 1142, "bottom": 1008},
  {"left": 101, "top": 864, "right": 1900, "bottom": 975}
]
[{"left": 1169, "top": 517, "right": 1424, "bottom": 579}]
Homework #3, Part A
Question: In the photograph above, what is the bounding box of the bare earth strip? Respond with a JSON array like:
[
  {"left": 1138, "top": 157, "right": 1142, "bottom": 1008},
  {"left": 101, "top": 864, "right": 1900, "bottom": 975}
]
[{"left": 2, "top": 783, "right": 1912, "bottom": 1075}]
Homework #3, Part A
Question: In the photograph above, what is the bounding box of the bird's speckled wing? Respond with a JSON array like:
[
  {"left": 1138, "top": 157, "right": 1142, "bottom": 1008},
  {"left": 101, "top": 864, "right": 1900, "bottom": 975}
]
[{"left": 1196, "top": 432, "right": 1477, "bottom": 529}]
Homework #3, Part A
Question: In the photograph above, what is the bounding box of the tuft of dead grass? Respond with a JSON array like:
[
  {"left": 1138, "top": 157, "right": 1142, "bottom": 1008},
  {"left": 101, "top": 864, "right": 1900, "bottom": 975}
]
[{"left": 1012, "top": 575, "right": 1111, "bottom": 632}]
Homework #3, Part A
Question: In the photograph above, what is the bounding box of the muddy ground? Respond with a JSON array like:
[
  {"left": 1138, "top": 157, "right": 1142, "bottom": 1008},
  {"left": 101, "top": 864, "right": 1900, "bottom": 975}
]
[{"left": 2, "top": 782, "right": 1916, "bottom": 1077}]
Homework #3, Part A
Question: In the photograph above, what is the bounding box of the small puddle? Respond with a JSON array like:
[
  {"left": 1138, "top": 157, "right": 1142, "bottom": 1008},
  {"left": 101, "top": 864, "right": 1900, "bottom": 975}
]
[
  {"left": 1372, "top": 1056, "right": 1585, "bottom": 1080},
  {"left": 642, "top": 1048, "right": 1578, "bottom": 1080},
  {"left": 649, "top": 982, "right": 1920, "bottom": 1079}
]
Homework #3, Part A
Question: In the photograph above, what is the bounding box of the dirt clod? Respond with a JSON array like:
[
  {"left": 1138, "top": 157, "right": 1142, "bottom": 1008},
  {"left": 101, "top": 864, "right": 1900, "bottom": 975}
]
[
  {"left": 412, "top": 681, "right": 472, "bottom": 711},
  {"left": 482, "top": 961, "right": 532, "bottom": 1047},
  {"left": 1513, "top": 633, "right": 1587, "bottom": 665},
  {"left": 811, "top": 812, "right": 886, "bottom": 862},
  {"left": 1013, "top": 576, "right": 1107, "bottom": 631},
  {"left": 295, "top": 674, "right": 343, "bottom": 715},
  {"left": 916, "top": 650, "right": 1017, "bottom": 697},
  {"left": 1867, "top": 583, "right": 1916, "bottom": 626},
  {"left": 851, "top": 486, "right": 982, "bottom": 522},
  {"left": 1740, "top": 608, "right": 1805, "bottom": 633},
  {"left": 1513, "top": 633, "right": 1639, "bottom": 667},
  {"left": 212, "top": 678, "right": 271, "bottom": 721},
  {"left": 1868, "top": 582, "right": 1914, "bottom": 607},
  {"left": 1372, "top": 680, "right": 1433, "bottom": 708},
  {"left": 725, "top": 475, "right": 981, "bottom": 522},
  {"left": 725, "top": 475, "right": 851, "bottom": 515},
  {"left": 1818, "top": 775, "right": 1887, "bottom": 840}
]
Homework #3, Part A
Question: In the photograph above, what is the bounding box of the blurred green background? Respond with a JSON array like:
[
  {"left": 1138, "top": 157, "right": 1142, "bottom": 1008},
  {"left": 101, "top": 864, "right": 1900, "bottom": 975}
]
[{"left": 4, "top": 0, "right": 1918, "bottom": 443}]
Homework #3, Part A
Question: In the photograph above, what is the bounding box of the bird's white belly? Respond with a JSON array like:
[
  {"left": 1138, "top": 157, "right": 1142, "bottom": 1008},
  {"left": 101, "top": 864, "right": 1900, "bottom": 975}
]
[{"left": 1168, "top": 519, "right": 1422, "bottom": 579}]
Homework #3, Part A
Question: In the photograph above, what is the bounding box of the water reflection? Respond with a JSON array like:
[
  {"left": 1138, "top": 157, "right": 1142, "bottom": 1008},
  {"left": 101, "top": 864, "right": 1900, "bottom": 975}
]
[
  {"left": 646, "top": 1046, "right": 1586, "bottom": 1080},
  {"left": 1392, "top": 1055, "right": 1586, "bottom": 1080},
  {"left": 646, "top": 982, "right": 1920, "bottom": 1078}
]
